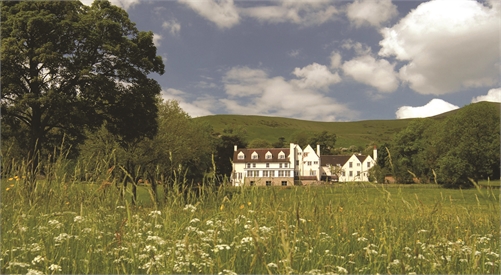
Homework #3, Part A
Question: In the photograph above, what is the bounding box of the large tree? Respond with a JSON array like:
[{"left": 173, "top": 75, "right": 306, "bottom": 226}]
[
  {"left": 1, "top": 1, "right": 164, "bottom": 178},
  {"left": 436, "top": 102, "right": 500, "bottom": 187}
]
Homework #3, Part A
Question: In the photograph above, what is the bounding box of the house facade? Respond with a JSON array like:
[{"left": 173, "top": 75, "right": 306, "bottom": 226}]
[
  {"left": 320, "top": 150, "right": 376, "bottom": 182},
  {"left": 231, "top": 144, "right": 377, "bottom": 186}
]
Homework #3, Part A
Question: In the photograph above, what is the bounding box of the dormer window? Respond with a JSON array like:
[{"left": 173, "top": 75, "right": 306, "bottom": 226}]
[
  {"left": 278, "top": 151, "right": 285, "bottom": 159},
  {"left": 238, "top": 152, "right": 245, "bottom": 160},
  {"left": 251, "top": 152, "right": 258, "bottom": 160},
  {"left": 265, "top": 151, "right": 272, "bottom": 159}
]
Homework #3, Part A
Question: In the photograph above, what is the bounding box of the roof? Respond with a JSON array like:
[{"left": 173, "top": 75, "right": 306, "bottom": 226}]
[
  {"left": 356, "top": 155, "right": 368, "bottom": 162},
  {"left": 320, "top": 155, "right": 351, "bottom": 167},
  {"left": 233, "top": 148, "right": 290, "bottom": 163}
]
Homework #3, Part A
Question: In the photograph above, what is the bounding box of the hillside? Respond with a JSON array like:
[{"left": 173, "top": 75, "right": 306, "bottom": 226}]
[
  {"left": 195, "top": 115, "right": 414, "bottom": 148},
  {"left": 194, "top": 102, "right": 500, "bottom": 149}
]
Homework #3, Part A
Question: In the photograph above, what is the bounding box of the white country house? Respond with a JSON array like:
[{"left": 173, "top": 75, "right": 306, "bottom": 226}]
[
  {"left": 320, "top": 146, "right": 377, "bottom": 182},
  {"left": 231, "top": 143, "right": 377, "bottom": 186}
]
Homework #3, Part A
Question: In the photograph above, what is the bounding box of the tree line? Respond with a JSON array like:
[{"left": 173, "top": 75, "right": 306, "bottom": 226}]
[{"left": 371, "top": 102, "right": 500, "bottom": 188}]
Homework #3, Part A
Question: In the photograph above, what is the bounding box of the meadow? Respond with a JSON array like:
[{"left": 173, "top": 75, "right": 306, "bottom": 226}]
[{"left": 1, "top": 176, "right": 499, "bottom": 274}]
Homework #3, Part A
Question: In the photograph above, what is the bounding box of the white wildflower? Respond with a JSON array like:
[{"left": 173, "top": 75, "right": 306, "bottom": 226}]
[
  {"left": 73, "top": 216, "right": 84, "bottom": 223},
  {"left": 267, "top": 262, "right": 278, "bottom": 268},
  {"left": 143, "top": 245, "right": 157, "bottom": 253},
  {"left": 485, "top": 262, "right": 494, "bottom": 266},
  {"left": 183, "top": 204, "right": 197, "bottom": 212},
  {"left": 116, "top": 205, "right": 125, "bottom": 209},
  {"left": 189, "top": 218, "right": 200, "bottom": 223},
  {"left": 49, "top": 264, "right": 62, "bottom": 272},
  {"left": 241, "top": 237, "right": 253, "bottom": 244},
  {"left": 357, "top": 237, "right": 368, "bottom": 242},
  {"left": 218, "top": 269, "right": 237, "bottom": 275},
  {"left": 148, "top": 210, "right": 161, "bottom": 217},
  {"left": 31, "top": 255, "right": 45, "bottom": 265},
  {"left": 336, "top": 266, "right": 348, "bottom": 274},
  {"left": 26, "top": 269, "right": 44, "bottom": 275}
]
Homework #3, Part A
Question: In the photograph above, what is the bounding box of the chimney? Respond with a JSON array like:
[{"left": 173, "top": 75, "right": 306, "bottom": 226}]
[
  {"left": 373, "top": 145, "right": 377, "bottom": 161},
  {"left": 316, "top": 144, "right": 321, "bottom": 156},
  {"left": 234, "top": 145, "right": 237, "bottom": 152}
]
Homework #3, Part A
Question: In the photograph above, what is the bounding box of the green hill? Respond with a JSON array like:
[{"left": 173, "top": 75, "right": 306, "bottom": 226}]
[{"left": 194, "top": 101, "right": 500, "bottom": 149}]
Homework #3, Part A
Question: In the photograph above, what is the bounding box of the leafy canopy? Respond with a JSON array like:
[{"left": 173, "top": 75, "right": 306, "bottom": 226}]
[{"left": 1, "top": 1, "right": 164, "bottom": 161}]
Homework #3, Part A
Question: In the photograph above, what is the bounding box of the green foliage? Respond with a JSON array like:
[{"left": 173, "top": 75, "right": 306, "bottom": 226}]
[
  {"left": 0, "top": 0, "right": 164, "bottom": 171},
  {"left": 435, "top": 102, "right": 500, "bottom": 187},
  {"left": 388, "top": 102, "right": 500, "bottom": 186},
  {"left": 289, "top": 131, "right": 311, "bottom": 148},
  {"left": 248, "top": 138, "right": 272, "bottom": 148},
  {"left": 309, "top": 131, "right": 337, "bottom": 154}
]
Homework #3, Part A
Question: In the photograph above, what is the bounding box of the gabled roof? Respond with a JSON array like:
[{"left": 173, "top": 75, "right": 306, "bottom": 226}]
[
  {"left": 320, "top": 155, "right": 351, "bottom": 167},
  {"left": 356, "top": 155, "right": 368, "bottom": 162},
  {"left": 233, "top": 148, "right": 290, "bottom": 163}
]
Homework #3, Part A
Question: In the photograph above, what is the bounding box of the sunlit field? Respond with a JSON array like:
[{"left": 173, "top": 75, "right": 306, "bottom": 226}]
[{"left": 1, "top": 177, "right": 499, "bottom": 274}]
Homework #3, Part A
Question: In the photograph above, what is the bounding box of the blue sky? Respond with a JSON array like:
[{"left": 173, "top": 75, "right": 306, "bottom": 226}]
[{"left": 83, "top": 0, "right": 500, "bottom": 121}]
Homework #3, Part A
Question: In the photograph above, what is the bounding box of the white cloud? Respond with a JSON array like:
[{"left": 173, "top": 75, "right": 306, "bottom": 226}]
[
  {"left": 161, "top": 88, "right": 216, "bottom": 117},
  {"left": 341, "top": 40, "right": 372, "bottom": 56},
  {"left": 162, "top": 19, "right": 181, "bottom": 36},
  {"left": 221, "top": 66, "right": 352, "bottom": 121},
  {"left": 379, "top": 0, "right": 500, "bottom": 95},
  {"left": 152, "top": 33, "right": 162, "bottom": 47},
  {"left": 81, "top": 0, "right": 140, "bottom": 10},
  {"left": 342, "top": 55, "right": 399, "bottom": 93},
  {"left": 330, "top": 51, "right": 342, "bottom": 69},
  {"left": 292, "top": 63, "right": 341, "bottom": 90},
  {"left": 472, "top": 88, "right": 501, "bottom": 103},
  {"left": 241, "top": 0, "right": 339, "bottom": 27},
  {"left": 346, "top": 0, "right": 398, "bottom": 28},
  {"left": 395, "top": 98, "right": 459, "bottom": 119},
  {"left": 178, "top": 0, "right": 240, "bottom": 29}
]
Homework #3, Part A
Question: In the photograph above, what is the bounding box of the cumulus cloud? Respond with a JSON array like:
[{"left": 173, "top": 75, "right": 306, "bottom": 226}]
[
  {"left": 221, "top": 66, "right": 352, "bottom": 121},
  {"left": 346, "top": 0, "right": 398, "bottom": 28},
  {"left": 241, "top": 0, "right": 340, "bottom": 27},
  {"left": 472, "top": 88, "right": 501, "bottom": 103},
  {"left": 162, "top": 19, "right": 181, "bottom": 36},
  {"left": 341, "top": 40, "right": 372, "bottom": 56},
  {"left": 161, "top": 88, "right": 216, "bottom": 117},
  {"left": 152, "top": 33, "right": 162, "bottom": 47},
  {"left": 395, "top": 98, "right": 459, "bottom": 119},
  {"left": 292, "top": 63, "right": 341, "bottom": 90},
  {"left": 179, "top": 0, "right": 240, "bottom": 29},
  {"left": 342, "top": 55, "right": 399, "bottom": 93},
  {"left": 379, "top": 0, "right": 500, "bottom": 95},
  {"left": 329, "top": 51, "right": 342, "bottom": 69}
]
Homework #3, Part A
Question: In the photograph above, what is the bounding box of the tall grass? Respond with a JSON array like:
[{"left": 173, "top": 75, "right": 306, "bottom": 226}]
[{"left": 1, "top": 155, "right": 500, "bottom": 274}]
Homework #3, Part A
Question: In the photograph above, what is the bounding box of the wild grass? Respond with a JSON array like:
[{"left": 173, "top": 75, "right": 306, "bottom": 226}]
[{"left": 1, "top": 152, "right": 500, "bottom": 274}]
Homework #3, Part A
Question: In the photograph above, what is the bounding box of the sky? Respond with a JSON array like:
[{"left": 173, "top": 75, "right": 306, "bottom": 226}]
[{"left": 82, "top": 0, "right": 501, "bottom": 121}]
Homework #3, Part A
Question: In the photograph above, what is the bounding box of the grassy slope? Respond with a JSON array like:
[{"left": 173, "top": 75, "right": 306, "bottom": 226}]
[{"left": 195, "top": 102, "right": 500, "bottom": 148}]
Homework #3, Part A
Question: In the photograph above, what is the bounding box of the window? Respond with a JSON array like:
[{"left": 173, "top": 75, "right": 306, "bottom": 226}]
[
  {"left": 310, "top": 170, "right": 316, "bottom": 176},
  {"left": 238, "top": 173, "right": 242, "bottom": 179},
  {"left": 278, "top": 170, "right": 284, "bottom": 177},
  {"left": 296, "top": 160, "right": 299, "bottom": 165},
  {"left": 250, "top": 181, "right": 255, "bottom": 186},
  {"left": 304, "top": 152, "right": 309, "bottom": 157},
  {"left": 357, "top": 171, "right": 361, "bottom": 176},
  {"left": 279, "top": 163, "right": 283, "bottom": 168},
  {"left": 284, "top": 171, "right": 290, "bottom": 177},
  {"left": 367, "top": 162, "right": 371, "bottom": 168},
  {"left": 307, "top": 161, "right": 312, "bottom": 166},
  {"left": 349, "top": 162, "right": 353, "bottom": 168},
  {"left": 284, "top": 163, "right": 288, "bottom": 168},
  {"left": 279, "top": 153, "right": 285, "bottom": 159},
  {"left": 269, "top": 170, "right": 274, "bottom": 177},
  {"left": 246, "top": 163, "right": 251, "bottom": 168},
  {"left": 281, "top": 181, "right": 287, "bottom": 186},
  {"left": 252, "top": 163, "right": 256, "bottom": 168},
  {"left": 266, "top": 163, "right": 270, "bottom": 168},
  {"left": 263, "top": 170, "right": 269, "bottom": 177},
  {"left": 247, "top": 170, "right": 258, "bottom": 177},
  {"left": 349, "top": 171, "right": 353, "bottom": 177},
  {"left": 313, "top": 161, "right": 318, "bottom": 165},
  {"left": 251, "top": 152, "right": 258, "bottom": 159},
  {"left": 357, "top": 163, "right": 360, "bottom": 167},
  {"left": 265, "top": 153, "right": 272, "bottom": 159},
  {"left": 238, "top": 154, "right": 244, "bottom": 160},
  {"left": 342, "top": 171, "right": 345, "bottom": 176},
  {"left": 266, "top": 181, "right": 271, "bottom": 186}
]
